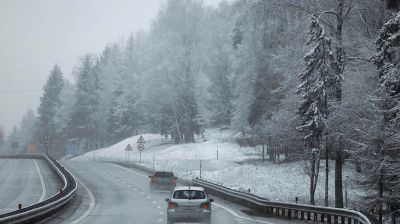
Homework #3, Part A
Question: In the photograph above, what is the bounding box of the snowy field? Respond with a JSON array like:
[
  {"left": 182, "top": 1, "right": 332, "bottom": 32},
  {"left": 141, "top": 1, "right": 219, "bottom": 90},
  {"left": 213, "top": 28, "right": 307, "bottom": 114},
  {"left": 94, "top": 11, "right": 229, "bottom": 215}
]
[{"left": 73, "top": 128, "right": 364, "bottom": 207}]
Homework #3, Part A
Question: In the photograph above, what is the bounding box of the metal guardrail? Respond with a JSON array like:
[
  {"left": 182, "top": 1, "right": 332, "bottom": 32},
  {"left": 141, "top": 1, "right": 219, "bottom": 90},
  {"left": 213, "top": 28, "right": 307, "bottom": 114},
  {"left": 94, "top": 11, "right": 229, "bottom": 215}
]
[
  {"left": 193, "top": 178, "right": 377, "bottom": 224},
  {"left": 0, "top": 153, "right": 77, "bottom": 224}
]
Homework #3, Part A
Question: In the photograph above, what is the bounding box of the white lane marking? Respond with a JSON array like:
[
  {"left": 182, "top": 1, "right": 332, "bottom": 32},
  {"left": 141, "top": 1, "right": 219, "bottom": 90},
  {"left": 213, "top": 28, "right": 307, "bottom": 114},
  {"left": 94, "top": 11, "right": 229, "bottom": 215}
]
[
  {"left": 110, "top": 163, "right": 148, "bottom": 178},
  {"left": 110, "top": 163, "right": 272, "bottom": 223},
  {"left": 213, "top": 202, "right": 275, "bottom": 224},
  {"left": 34, "top": 160, "right": 47, "bottom": 202},
  {"left": 70, "top": 177, "right": 96, "bottom": 224}
]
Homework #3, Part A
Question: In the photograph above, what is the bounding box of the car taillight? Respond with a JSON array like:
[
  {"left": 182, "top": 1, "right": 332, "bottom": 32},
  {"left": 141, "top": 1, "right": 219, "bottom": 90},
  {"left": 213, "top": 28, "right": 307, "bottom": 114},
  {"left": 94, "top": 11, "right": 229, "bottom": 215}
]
[
  {"left": 201, "top": 203, "right": 210, "bottom": 209},
  {"left": 168, "top": 202, "right": 178, "bottom": 209}
]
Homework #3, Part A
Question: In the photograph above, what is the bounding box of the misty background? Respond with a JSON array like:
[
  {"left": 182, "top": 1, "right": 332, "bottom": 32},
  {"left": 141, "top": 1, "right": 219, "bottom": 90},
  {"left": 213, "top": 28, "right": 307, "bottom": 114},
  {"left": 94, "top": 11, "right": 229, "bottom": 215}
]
[{"left": 0, "top": 0, "right": 222, "bottom": 134}]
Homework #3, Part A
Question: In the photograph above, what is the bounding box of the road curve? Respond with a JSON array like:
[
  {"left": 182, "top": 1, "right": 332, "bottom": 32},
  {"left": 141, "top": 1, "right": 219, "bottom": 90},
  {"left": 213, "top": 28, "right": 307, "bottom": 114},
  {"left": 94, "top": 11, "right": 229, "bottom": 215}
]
[
  {"left": 44, "top": 161, "right": 298, "bottom": 224},
  {"left": 0, "top": 158, "right": 62, "bottom": 214}
]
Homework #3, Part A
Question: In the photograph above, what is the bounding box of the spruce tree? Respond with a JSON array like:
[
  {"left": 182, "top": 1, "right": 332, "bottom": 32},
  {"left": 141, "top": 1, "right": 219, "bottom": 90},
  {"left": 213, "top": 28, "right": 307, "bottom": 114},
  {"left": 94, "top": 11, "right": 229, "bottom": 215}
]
[
  {"left": 35, "top": 65, "right": 64, "bottom": 154},
  {"left": 373, "top": 11, "right": 400, "bottom": 223},
  {"left": 67, "top": 55, "right": 99, "bottom": 148},
  {"left": 297, "top": 16, "right": 341, "bottom": 205}
]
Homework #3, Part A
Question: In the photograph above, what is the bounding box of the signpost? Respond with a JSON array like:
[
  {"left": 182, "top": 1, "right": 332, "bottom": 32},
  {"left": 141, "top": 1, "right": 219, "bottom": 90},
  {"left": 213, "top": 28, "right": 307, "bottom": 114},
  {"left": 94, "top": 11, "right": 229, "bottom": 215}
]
[
  {"left": 137, "top": 135, "right": 145, "bottom": 163},
  {"left": 125, "top": 144, "right": 133, "bottom": 162}
]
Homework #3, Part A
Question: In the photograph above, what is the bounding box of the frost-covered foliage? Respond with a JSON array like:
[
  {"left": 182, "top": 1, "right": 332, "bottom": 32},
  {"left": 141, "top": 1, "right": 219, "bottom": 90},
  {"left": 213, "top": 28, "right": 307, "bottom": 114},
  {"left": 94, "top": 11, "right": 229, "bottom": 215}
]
[
  {"left": 34, "top": 65, "right": 65, "bottom": 154},
  {"left": 371, "top": 11, "right": 400, "bottom": 222},
  {"left": 297, "top": 16, "right": 340, "bottom": 150}
]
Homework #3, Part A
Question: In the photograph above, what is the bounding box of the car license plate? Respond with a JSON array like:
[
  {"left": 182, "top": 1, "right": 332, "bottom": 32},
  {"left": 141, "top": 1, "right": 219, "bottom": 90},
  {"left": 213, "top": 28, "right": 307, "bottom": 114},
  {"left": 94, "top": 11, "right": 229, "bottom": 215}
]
[{"left": 182, "top": 205, "right": 196, "bottom": 210}]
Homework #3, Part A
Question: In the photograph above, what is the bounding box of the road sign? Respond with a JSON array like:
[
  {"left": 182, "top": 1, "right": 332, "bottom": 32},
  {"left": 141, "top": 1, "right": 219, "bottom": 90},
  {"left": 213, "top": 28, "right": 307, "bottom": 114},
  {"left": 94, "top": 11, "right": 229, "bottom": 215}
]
[
  {"left": 137, "top": 143, "right": 145, "bottom": 152},
  {"left": 137, "top": 135, "right": 146, "bottom": 144},
  {"left": 125, "top": 144, "right": 134, "bottom": 152}
]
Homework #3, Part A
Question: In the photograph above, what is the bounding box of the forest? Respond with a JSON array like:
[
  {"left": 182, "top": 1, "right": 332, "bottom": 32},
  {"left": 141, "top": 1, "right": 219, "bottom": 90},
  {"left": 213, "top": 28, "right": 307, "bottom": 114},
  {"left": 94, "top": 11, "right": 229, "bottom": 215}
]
[{"left": 1, "top": 0, "right": 399, "bottom": 222}]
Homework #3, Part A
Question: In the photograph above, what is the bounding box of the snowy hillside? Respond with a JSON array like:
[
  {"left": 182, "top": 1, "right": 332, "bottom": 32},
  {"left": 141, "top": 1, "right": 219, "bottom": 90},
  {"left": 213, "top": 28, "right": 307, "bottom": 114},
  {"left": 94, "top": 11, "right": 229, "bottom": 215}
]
[{"left": 73, "top": 128, "right": 364, "bottom": 207}]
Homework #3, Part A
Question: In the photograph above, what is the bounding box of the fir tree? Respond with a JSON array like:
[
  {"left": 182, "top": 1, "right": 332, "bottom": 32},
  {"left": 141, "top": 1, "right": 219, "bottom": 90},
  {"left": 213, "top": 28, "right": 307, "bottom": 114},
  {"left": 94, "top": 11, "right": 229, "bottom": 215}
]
[
  {"left": 67, "top": 55, "right": 99, "bottom": 148},
  {"left": 297, "top": 16, "right": 341, "bottom": 205},
  {"left": 373, "top": 11, "right": 400, "bottom": 223},
  {"left": 35, "top": 65, "right": 64, "bottom": 154}
]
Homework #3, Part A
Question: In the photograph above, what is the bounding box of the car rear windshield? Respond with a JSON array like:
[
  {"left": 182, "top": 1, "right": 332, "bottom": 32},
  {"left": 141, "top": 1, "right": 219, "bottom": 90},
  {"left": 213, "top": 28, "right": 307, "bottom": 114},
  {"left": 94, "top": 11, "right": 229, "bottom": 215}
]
[
  {"left": 173, "top": 190, "right": 206, "bottom": 199},
  {"left": 154, "top": 172, "right": 174, "bottom": 178}
]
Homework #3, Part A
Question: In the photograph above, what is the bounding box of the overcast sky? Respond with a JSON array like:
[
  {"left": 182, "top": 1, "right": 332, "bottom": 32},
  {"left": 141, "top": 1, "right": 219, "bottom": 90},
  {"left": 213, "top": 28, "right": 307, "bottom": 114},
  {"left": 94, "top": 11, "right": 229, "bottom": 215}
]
[{"left": 0, "top": 0, "right": 224, "bottom": 134}]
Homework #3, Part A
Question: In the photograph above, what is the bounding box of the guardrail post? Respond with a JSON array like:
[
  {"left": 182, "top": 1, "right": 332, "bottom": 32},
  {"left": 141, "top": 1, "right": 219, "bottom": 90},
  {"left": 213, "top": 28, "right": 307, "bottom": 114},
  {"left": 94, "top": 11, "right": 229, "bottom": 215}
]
[
  {"left": 321, "top": 213, "right": 325, "bottom": 223},
  {"left": 301, "top": 211, "right": 305, "bottom": 221},
  {"left": 328, "top": 214, "right": 332, "bottom": 223},
  {"left": 18, "top": 204, "right": 22, "bottom": 210},
  {"left": 334, "top": 215, "right": 338, "bottom": 224},
  {"left": 341, "top": 216, "right": 345, "bottom": 224},
  {"left": 266, "top": 207, "right": 272, "bottom": 215},
  {"left": 307, "top": 212, "right": 311, "bottom": 221},
  {"left": 288, "top": 209, "right": 291, "bottom": 219},
  {"left": 314, "top": 213, "right": 318, "bottom": 222}
]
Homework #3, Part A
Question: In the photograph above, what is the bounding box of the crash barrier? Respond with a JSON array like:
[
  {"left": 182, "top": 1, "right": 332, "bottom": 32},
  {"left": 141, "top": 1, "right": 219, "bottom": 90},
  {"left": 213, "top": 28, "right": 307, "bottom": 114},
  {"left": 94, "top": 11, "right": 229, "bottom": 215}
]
[
  {"left": 0, "top": 154, "right": 77, "bottom": 224},
  {"left": 192, "top": 178, "right": 377, "bottom": 224}
]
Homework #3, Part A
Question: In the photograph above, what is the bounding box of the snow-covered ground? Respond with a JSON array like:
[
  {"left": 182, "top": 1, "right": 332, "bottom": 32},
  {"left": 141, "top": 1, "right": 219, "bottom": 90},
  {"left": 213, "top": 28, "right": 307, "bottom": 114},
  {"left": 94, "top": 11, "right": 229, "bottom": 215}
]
[{"left": 73, "top": 128, "right": 365, "bottom": 207}]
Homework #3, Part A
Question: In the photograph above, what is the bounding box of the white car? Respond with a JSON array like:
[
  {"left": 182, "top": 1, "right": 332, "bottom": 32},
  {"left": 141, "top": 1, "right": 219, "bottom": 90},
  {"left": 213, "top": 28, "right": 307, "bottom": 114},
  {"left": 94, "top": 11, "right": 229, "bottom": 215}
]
[{"left": 166, "top": 186, "right": 214, "bottom": 224}]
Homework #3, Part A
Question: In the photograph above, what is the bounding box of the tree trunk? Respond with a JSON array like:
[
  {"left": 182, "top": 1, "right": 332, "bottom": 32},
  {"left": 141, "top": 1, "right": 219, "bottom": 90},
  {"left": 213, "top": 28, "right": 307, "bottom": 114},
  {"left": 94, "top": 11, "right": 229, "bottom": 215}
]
[
  {"left": 335, "top": 148, "right": 344, "bottom": 208},
  {"left": 325, "top": 142, "right": 329, "bottom": 207},
  {"left": 379, "top": 172, "right": 383, "bottom": 224},
  {"left": 262, "top": 142, "right": 265, "bottom": 162},
  {"left": 310, "top": 153, "right": 316, "bottom": 205},
  {"left": 355, "top": 159, "right": 362, "bottom": 173}
]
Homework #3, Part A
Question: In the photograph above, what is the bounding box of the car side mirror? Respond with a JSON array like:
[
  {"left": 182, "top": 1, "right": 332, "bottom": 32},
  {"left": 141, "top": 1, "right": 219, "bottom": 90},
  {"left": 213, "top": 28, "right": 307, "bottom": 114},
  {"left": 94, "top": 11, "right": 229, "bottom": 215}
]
[
  {"left": 148, "top": 175, "right": 152, "bottom": 178},
  {"left": 209, "top": 199, "right": 214, "bottom": 203},
  {"left": 165, "top": 198, "right": 169, "bottom": 202}
]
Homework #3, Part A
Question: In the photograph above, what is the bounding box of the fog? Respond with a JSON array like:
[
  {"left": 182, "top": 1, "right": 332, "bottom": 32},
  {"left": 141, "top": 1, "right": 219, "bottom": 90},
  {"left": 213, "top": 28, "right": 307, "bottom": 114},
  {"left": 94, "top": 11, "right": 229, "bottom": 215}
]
[{"left": 0, "top": 0, "right": 227, "bottom": 134}]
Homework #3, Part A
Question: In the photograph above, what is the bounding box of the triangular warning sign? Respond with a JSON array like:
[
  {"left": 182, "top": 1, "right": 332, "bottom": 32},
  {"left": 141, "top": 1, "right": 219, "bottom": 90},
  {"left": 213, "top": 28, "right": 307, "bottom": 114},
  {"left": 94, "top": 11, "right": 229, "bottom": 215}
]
[
  {"left": 125, "top": 144, "right": 133, "bottom": 151},
  {"left": 137, "top": 135, "right": 146, "bottom": 144}
]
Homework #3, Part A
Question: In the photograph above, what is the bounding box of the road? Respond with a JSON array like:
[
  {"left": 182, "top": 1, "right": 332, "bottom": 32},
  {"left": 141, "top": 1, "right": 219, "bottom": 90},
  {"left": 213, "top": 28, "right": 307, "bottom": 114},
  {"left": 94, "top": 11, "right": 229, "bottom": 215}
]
[
  {"left": 0, "top": 158, "right": 62, "bottom": 214},
  {"left": 44, "top": 161, "right": 299, "bottom": 224}
]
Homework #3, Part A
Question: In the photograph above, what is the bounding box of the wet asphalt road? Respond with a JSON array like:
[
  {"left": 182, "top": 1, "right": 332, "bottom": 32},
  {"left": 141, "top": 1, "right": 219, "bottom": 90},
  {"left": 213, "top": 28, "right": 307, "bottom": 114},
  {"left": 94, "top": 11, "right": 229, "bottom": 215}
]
[
  {"left": 42, "top": 160, "right": 300, "bottom": 224},
  {"left": 0, "top": 158, "right": 61, "bottom": 214}
]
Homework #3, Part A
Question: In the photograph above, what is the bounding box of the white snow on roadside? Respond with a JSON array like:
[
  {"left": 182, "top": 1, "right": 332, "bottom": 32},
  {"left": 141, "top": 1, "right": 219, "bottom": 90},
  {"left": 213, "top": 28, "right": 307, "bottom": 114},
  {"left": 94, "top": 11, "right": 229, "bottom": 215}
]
[{"left": 73, "top": 128, "right": 365, "bottom": 207}]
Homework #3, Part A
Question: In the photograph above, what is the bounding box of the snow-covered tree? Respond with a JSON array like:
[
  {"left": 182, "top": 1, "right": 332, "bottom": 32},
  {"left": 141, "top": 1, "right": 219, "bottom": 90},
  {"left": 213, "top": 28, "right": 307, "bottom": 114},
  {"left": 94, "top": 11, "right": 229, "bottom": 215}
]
[
  {"left": 372, "top": 11, "right": 400, "bottom": 223},
  {"left": 34, "top": 65, "right": 65, "bottom": 154},
  {"left": 297, "top": 16, "right": 341, "bottom": 205},
  {"left": 67, "top": 55, "right": 100, "bottom": 149}
]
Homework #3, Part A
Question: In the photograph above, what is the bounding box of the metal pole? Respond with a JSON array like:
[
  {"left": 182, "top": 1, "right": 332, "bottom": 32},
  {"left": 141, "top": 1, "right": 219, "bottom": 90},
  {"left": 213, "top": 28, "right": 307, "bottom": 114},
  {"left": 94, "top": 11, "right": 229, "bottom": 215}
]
[
  {"left": 140, "top": 151, "right": 142, "bottom": 164},
  {"left": 200, "top": 160, "right": 202, "bottom": 179},
  {"left": 217, "top": 146, "right": 219, "bottom": 160},
  {"left": 153, "top": 156, "right": 155, "bottom": 171}
]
